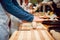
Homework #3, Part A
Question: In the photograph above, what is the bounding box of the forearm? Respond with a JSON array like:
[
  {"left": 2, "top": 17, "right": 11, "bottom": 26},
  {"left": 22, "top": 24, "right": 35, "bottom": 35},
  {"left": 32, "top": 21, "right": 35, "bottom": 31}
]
[
  {"left": 1, "top": 0, "right": 34, "bottom": 22},
  {"left": 48, "top": 4, "right": 54, "bottom": 11}
]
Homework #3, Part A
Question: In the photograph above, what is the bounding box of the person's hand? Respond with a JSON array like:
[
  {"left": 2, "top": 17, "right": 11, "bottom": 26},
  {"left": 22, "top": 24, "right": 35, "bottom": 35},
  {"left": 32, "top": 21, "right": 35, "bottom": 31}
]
[
  {"left": 33, "top": 16, "right": 47, "bottom": 22},
  {"left": 52, "top": 8, "right": 54, "bottom": 11},
  {"left": 47, "top": 1, "right": 53, "bottom": 5}
]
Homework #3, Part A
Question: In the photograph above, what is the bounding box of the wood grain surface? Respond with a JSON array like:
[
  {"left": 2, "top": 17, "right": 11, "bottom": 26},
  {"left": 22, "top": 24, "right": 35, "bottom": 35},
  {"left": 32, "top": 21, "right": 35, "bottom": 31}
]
[
  {"left": 9, "top": 23, "right": 54, "bottom": 40},
  {"left": 9, "top": 30, "right": 54, "bottom": 40}
]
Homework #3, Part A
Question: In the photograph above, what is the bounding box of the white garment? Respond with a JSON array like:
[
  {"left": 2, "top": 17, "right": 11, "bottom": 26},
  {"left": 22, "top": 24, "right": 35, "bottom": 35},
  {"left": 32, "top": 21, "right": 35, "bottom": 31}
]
[
  {"left": 43, "top": 0, "right": 50, "bottom": 2},
  {"left": 0, "top": 4, "right": 9, "bottom": 32},
  {"left": 53, "top": 0, "right": 60, "bottom": 3},
  {"left": 17, "top": 0, "right": 21, "bottom": 6},
  {"left": 10, "top": 15, "right": 22, "bottom": 33},
  {"left": 0, "top": 3, "right": 9, "bottom": 40},
  {"left": 10, "top": 15, "right": 22, "bottom": 26},
  {"left": 42, "top": 0, "right": 50, "bottom": 3}
]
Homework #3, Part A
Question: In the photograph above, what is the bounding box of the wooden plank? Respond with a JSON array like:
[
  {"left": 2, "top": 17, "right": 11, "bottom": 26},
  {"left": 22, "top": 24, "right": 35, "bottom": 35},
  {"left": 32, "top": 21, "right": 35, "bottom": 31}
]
[
  {"left": 14, "top": 31, "right": 20, "bottom": 40},
  {"left": 31, "top": 30, "right": 36, "bottom": 40},
  {"left": 10, "top": 22, "right": 54, "bottom": 40},
  {"left": 33, "top": 30, "right": 41, "bottom": 40},
  {"left": 45, "top": 30, "right": 55, "bottom": 40},
  {"left": 40, "top": 30, "right": 54, "bottom": 40},
  {"left": 9, "top": 31, "right": 18, "bottom": 40},
  {"left": 9, "top": 29, "right": 54, "bottom": 40},
  {"left": 18, "top": 31, "right": 25, "bottom": 40},
  {"left": 27, "top": 31, "right": 31, "bottom": 40},
  {"left": 38, "top": 30, "right": 45, "bottom": 40}
]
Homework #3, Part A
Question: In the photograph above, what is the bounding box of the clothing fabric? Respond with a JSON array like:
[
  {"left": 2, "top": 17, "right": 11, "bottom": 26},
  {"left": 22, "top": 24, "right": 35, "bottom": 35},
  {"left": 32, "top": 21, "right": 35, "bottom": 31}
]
[
  {"left": 1, "top": 0, "right": 34, "bottom": 22},
  {"left": 51, "top": 0, "right": 60, "bottom": 16},
  {"left": 0, "top": 3, "right": 9, "bottom": 40},
  {"left": 10, "top": 15, "right": 22, "bottom": 34},
  {"left": 0, "top": 0, "right": 34, "bottom": 40}
]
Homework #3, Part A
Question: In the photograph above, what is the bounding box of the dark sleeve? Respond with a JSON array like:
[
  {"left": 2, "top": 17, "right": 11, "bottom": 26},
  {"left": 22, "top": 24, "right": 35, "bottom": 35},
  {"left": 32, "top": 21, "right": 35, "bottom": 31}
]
[
  {"left": 12, "top": 0, "right": 26, "bottom": 12},
  {"left": 0, "top": 0, "right": 34, "bottom": 22},
  {"left": 12, "top": 0, "right": 20, "bottom": 8}
]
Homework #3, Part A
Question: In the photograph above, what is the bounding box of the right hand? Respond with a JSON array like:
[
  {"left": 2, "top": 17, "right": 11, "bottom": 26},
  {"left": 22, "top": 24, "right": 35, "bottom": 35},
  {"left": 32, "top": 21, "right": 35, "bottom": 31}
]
[{"left": 33, "top": 16, "right": 48, "bottom": 22}]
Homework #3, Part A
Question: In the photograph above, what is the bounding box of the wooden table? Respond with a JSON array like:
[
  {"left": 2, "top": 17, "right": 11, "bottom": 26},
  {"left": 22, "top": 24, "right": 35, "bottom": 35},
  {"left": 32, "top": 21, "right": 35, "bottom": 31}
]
[
  {"left": 9, "top": 30, "right": 54, "bottom": 40},
  {"left": 9, "top": 11, "right": 60, "bottom": 40},
  {"left": 9, "top": 23, "right": 54, "bottom": 40},
  {"left": 19, "top": 23, "right": 47, "bottom": 30}
]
